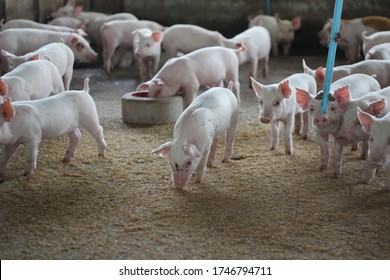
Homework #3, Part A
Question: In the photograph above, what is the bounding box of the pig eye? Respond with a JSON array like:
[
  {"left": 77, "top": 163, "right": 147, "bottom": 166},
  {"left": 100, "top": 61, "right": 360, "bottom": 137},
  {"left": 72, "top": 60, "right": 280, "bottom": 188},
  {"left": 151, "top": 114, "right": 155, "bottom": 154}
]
[
  {"left": 185, "top": 160, "right": 191, "bottom": 171},
  {"left": 330, "top": 106, "right": 335, "bottom": 111},
  {"left": 259, "top": 100, "right": 263, "bottom": 106},
  {"left": 175, "top": 163, "right": 179, "bottom": 171},
  {"left": 146, "top": 43, "right": 151, "bottom": 48},
  {"left": 370, "top": 136, "right": 373, "bottom": 142},
  {"left": 76, "top": 43, "right": 84, "bottom": 49},
  {"left": 274, "top": 100, "right": 280, "bottom": 106}
]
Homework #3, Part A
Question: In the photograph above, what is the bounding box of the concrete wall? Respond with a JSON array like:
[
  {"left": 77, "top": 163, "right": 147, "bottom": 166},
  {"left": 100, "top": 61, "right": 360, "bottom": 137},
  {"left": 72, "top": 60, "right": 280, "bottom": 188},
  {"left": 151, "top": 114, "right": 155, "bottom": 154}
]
[{"left": 1, "top": 0, "right": 390, "bottom": 54}]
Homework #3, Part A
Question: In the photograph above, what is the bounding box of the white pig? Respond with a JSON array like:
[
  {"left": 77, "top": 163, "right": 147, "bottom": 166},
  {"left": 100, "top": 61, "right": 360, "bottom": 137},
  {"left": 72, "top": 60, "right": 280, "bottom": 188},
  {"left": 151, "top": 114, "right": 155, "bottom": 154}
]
[
  {"left": 0, "top": 59, "right": 65, "bottom": 101},
  {"left": 336, "top": 86, "right": 390, "bottom": 149},
  {"left": 248, "top": 14, "right": 301, "bottom": 56},
  {"left": 101, "top": 19, "right": 164, "bottom": 73},
  {"left": 0, "top": 18, "right": 87, "bottom": 37},
  {"left": 318, "top": 16, "right": 390, "bottom": 63},
  {"left": 362, "top": 30, "right": 390, "bottom": 56},
  {"left": 0, "top": 78, "right": 107, "bottom": 178},
  {"left": 251, "top": 73, "right": 316, "bottom": 155},
  {"left": 137, "top": 46, "right": 240, "bottom": 108},
  {"left": 296, "top": 74, "right": 381, "bottom": 177},
  {"left": 302, "top": 59, "right": 390, "bottom": 89},
  {"left": 151, "top": 83, "right": 239, "bottom": 188},
  {"left": 365, "top": 42, "right": 390, "bottom": 60},
  {"left": 50, "top": 0, "right": 107, "bottom": 22},
  {"left": 1, "top": 42, "right": 75, "bottom": 90},
  {"left": 0, "top": 28, "right": 97, "bottom": 74},
  {"left": 223, "top": 26, "right": 271, "bottom": 83},
  {"left": 161, "top": 24, "right": 227, "bottom": 58},
  {"left": 49, "top": 16, "right": 85, "bottom": 29},
  {"left": 357, "top": 108, "right": 390, "bottom": 188},
  {"left": 132, "top": 28, "right": 163, "bottom": 82}
]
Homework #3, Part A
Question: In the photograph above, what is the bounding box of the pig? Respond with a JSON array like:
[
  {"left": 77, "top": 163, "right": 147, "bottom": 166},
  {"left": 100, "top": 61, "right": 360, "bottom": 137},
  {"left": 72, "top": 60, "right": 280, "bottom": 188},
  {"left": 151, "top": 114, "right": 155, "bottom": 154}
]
[
  {"left": 318, "top": 16, "right": 390, "bottom": 63},
  {"left": 50, "top": 0, "right": 107, "bottom": 22},
  {"left": 132, "top": 28, "right": 163, "bottom": 82},
  {"left": 251, "top": 73, "right": 316, "bottom": 155},
  {"left": 137, "top": 46, "right": 240, "bottom": 108},
  {"left": 365, "top": 42, "right": 390, "bottom": 60},
  {"left": 161, "top": 24, "right": 227, "bottom": 58},
  {"left": 0, "top": 18, "right": 87, "bottom": 37},
  {"left": 101, "top": 19, "right": 164, "bottom": 73},
  {"left": 248, "top": 14, "right": 301, "bottom": 56},
  {"left": 302, "top": 59, "right": 390, "bottom": 89},
  {"left": 1, "top": 42, "right": 74, "bottom": 90},
  {"left": 0, "top": 59, "right": 65, "bottom": 101},
  {"left": 357, "top": 108, "right": 390, "bottom": 188},
  {"left": 362, "top": 30, "right": 390, "bottom": 56},
  {"left": 49, "top": 16, "right": 85, "bottom": 29},
  {"left": 0, "top": 28, "right": 97, "bottom": 74},
  {"left": 223, "top": 26, "right": 271, "bottom": 83},
  {"left": 296, "top": 74, "right": 381, "bottom": 177},
  {"left": 151, "top": 83, "right": 239, "bottom": 188},
  {"left": 0, "top": 78, "right": 107, "bottom": 178},
  {"left": 336, "top": 86, "right": 390, "bottom": 151}
]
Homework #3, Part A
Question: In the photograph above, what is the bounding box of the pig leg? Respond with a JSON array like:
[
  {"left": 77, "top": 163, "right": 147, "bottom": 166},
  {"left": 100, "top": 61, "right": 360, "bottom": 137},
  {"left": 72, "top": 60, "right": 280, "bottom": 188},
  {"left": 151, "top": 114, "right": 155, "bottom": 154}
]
[
  {"left": 316, "top": 132, "right": 330, "bottom": 171},
  {"left": 24, "top": 140, "right": 40, "bottom": 176},
  {"left": 222, "top": 112, "right": 239, "bottom": 163},
  {"left": 283, "top": 115, "right": 294, "bottom": 155},
  {"left": 63, "top": 128, "right": 81, "bottom": 163},
  {"left": 113, "top": 47, "right": 128, "bottom": 68},
  {"left": 207, "top": 137, "right": 218, "bottom": 167},
  {"left": 81, "top": 121, "right": 107, "bottom": 157},
  {"left": 332, "top": 140, "right": 344, "bottom": 178},
  {"left": 271, "top": 38, "right": 279, "bottom": 56},
  {"left": 0, "top": 144, "right": 20, "bottom": 178},
  {"left": 294, "top": 113, "right": 302, "bottom": 136},
  {"left": 182, "top": 84, "right": 199, "bottom": 108},
  {"left": 249, "top": 58, "right": 258, "bottom": 82},
  {"left": 385, "top": 162, "right": 390, "bottom": 191},
  {"left": 302, "top": 111, "right": 310, "bottom": 140},
  {"left": 360, "top": 140, "right": 368, "bottom": 160},
  {"left": 195, "top": 153, "right": 209, "bottom": 184},
  {"left": 282, "top": 42, "right": 291, "bottom": 56},
  {"left": 364, "top": 163, "right": 377, "bottom": 185},
  {"left": 261, "top": 56, "right": 269, "bottom": 78},
  {"left": 270, "top": 120, "right": 280, "bottom": 151}
]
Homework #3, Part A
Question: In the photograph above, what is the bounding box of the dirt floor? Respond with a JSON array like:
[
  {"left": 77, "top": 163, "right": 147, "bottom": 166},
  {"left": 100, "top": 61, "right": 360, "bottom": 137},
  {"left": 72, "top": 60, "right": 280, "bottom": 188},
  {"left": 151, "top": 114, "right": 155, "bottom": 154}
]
[{"left": 1, "top": 53, "right": 390, "bottom": 260}]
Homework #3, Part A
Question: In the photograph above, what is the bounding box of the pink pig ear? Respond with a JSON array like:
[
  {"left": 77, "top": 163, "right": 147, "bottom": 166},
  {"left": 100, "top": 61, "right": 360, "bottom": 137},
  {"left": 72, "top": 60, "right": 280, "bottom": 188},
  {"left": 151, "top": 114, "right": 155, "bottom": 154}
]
[
  {"left": 69, "top": 36, "right": 78, "bottom": 45},
  {"left": 295, "top": 88, "right": 310, "bottom": 110},
  {"left": 368, "top": 98, "right": 386, "bottom": 116},
  {"left": 1, "top": 98, "right": 15, "bottom": 122},
  {"left": 184, "top": 144, "right": 201, "bottom": 159},
  {"left": 292, "top": 16, "right": 301, "bottom": 30},
  {"left": 334, "top": 85, "right": 351, "bottom": 110},
  {"left": 152, "top": 31, "right": 163, "bottom": 43},
  {"left": 357, "top": 107, "right": 374, "bottom": 133},
  {"left": 279, "top": 80, "right": 292, "bottom": 98},
  {"left": 0, "top": 78, "right": 8, "bottom": 96},
  {"left": 151, "top": 142, "right": 172, "bottom": 156},
  {"left": 27, "top": 54, "right": 39, "bottom": 61},
  {"left": 315, "top": 67, "right": 325, "bottom": 84},
  {"left": 250, "top": 76, "right": 263, "bottom": 98}
]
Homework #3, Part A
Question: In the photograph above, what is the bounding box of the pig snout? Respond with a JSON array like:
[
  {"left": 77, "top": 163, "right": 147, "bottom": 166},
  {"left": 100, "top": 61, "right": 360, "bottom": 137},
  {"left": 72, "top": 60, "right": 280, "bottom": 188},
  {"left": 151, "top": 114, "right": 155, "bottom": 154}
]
[
  {"left": 260, "top": 116, "right": 271, "bottom": 124},
  {"left": 313, "top": 114, "right": 329, "bottom": 127},
  {"left": 173, "top": 172, "right": 189, "bottom": 189}
]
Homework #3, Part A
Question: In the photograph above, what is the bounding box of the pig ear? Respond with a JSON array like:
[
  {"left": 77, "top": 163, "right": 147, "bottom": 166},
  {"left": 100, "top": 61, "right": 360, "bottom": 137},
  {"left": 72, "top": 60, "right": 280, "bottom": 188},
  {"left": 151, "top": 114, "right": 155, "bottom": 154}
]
[
  {"left": 184, "top": 144, "right": 201, "bottom": 159},
  {"left": 234, "top": 42, "right": 247, "bottom": 51},
  {"left": 292, "top": 16, "right": 301, "bottom": 30},
  {"left": 302, "top": 59, "right": 314, "bottom": 75},
  {"left": 296, "top": 88, "right": 310, "bottom": 110},
  {"left": 73, "top": 6, "right": 83, "bottom": 17},
  {"left": 315, "top": 67, "right": 325, "bottom": 84},
  {"left": 69, "top": 36, "right": 78, "bottom": 45},
  {"left": 278, "top": 80, "right": 292, "bottom": 99},
  {"left": 27, "top": 54, "right": 39, "bottom": 61},
  {"left": 151, "top": 142, "right": 172, "bottom": 156},
  {"left": 0, "top": 49, "right": 16, "bottom": 59},
  {"left": 357, "top": 107, "right": 374, "bottom": 134},
  {"left": 152, "top": 31, "right": 163, "bottom": 43},
  {"left": 1, "top": 98, "right": 15, "bottom": 122},
  {"left": 250, "top": 76, "right": 263, "bottom": 98},
  {"left": 368, "top": 98, "right": 386, "bottom": 116},
  {"left": 0, "top": 78, "right": 8, "bottom": 96},
  {"left": 334, "top": 85, "right": 351, "bottom": 110}
]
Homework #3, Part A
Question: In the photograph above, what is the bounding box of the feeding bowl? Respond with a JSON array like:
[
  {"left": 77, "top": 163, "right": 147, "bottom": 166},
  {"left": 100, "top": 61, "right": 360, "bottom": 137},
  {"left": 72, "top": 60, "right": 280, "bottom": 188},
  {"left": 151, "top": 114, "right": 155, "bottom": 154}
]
[{"left": 122, "top": 90, "right": 183, "bottom": 125}]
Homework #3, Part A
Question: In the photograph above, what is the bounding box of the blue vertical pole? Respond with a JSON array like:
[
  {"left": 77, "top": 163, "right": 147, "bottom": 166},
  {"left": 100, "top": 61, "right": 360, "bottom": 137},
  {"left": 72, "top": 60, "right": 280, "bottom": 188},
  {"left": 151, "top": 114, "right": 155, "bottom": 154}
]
[
  {"left": 266, "top": 0, "right": 271, "bottom": 15},
  {"left": 320, "top": 0, "right": 344, "bottom": 114}
]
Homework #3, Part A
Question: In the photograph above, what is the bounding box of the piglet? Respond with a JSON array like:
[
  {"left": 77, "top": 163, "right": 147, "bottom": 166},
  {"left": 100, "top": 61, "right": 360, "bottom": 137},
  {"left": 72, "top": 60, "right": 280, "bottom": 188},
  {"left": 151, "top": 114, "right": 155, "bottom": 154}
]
[
  {"left": 362, "top": 30, "right": 390, "bottom": 56},
  {"left": 0, "top": 78, "right": 107, "bottom": 178},
  {"left": 251, "top": 73, "right": 316, "bottom": 155},
  {"left": 152, "top": 83, "right": 239, "bottom": 189},
  {"left": 365, "top": 43, "right": 390, "bottom": 60},
  {"left": 137, "top": 46, "right": 240, "bottom": 108},
  {"left": 358, "top": 108, "right": 390, "bottom": 188},
  {"left": 132, "top": 28, "right": 163, "bottom": 82}
]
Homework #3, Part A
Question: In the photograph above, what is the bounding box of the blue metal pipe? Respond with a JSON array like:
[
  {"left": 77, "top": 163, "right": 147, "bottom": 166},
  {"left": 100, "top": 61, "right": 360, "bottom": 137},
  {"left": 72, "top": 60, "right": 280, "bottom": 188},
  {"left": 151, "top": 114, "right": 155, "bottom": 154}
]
[
  {"left": 266, "top": 0, "right": 271, "bottom": 15},
  {"left": 320, "top": 0, "right": 344, "bottom": 114}
]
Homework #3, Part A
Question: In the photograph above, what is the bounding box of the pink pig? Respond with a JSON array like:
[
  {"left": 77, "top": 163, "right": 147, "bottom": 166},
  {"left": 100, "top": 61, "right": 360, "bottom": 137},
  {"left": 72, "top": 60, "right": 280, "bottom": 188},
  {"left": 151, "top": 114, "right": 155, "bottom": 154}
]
[
  {"left": 251, "top": 73, "right": 316, "bottom": 155},
  {"left": 137, "top": 46, "right": 240, "bottom": 108},
  {"left": 358, "top": 107, "right": 390, "bottom": 188},
  {"left": 248, "top": 14, "right": 301, "bottom": 56},
  {"left": 151, "top": 83, "right": 239, "bottom": 189},
  {"left": 296, "top": 74, "right": 381, "bottom": 177}
]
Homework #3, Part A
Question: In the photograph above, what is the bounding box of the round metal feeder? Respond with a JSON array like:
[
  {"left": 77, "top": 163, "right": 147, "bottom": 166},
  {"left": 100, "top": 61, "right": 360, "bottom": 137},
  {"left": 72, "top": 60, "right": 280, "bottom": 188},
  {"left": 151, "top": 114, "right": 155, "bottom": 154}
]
[{"left": 122, "top": 90, "right": 183, "bottom": 125}]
